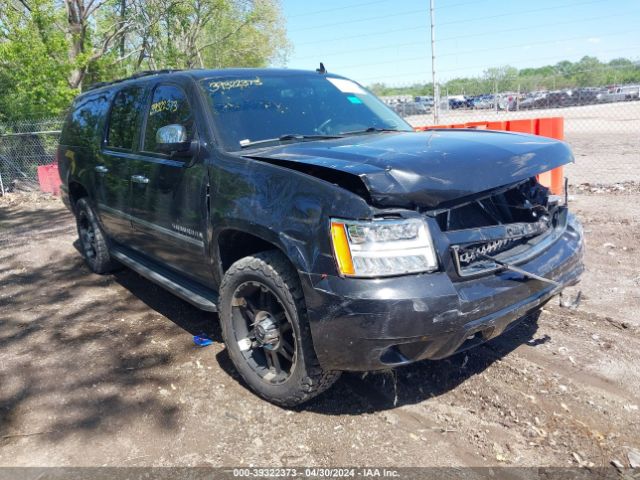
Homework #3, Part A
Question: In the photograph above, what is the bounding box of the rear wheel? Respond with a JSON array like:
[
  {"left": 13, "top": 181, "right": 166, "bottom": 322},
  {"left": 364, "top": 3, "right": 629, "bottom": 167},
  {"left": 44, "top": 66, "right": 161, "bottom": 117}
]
[
  {"left": 219, "top": 251, "right": 340, "bottom": 406},
  {"left": 75, "top": 197, "right": 118, "bottom": 274}
]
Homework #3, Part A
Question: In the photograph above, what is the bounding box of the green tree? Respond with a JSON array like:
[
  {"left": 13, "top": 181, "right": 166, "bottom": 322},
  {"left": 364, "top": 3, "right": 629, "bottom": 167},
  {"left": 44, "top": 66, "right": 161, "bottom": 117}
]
[
  {"left": 0, "top": 0, "right": 75, "bottom": 120},
  {"left": 0, "top": 0, "right": 290, "bottom": 121}
]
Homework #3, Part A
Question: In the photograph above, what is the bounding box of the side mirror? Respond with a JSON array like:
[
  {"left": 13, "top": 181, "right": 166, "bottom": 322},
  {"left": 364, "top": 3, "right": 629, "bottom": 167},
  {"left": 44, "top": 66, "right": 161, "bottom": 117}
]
[{"left": 156, "top": 124, "right": 193, "bottom": 157}]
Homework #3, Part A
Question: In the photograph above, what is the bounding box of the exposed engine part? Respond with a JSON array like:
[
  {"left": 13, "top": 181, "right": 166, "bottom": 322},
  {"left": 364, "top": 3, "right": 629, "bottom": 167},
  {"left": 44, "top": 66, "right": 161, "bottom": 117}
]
[{"left": 437, "top": 178, "right": 552, "bottom": 232}]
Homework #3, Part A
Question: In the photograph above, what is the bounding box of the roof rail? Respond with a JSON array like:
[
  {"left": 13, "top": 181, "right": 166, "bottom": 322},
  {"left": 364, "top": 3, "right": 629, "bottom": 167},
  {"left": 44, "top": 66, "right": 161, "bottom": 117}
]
[{"left": 86, "top": 69, "right": 183, "bottom": 92}]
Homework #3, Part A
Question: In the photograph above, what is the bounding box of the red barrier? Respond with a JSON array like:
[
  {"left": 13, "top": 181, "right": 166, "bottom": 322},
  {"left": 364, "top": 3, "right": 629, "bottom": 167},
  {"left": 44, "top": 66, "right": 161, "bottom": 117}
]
[
  {"left": 37, "top": 163, "right": 62, "bottom": 196},
  {"left": 416, "top": 117, "right": 565, "bottom": 195}
]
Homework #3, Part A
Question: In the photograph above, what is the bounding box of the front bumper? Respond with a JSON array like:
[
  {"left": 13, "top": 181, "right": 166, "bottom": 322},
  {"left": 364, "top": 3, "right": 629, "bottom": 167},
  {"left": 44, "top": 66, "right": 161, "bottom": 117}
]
[{"left": 301, "top": 215, "right": 584, "bottom": 371}]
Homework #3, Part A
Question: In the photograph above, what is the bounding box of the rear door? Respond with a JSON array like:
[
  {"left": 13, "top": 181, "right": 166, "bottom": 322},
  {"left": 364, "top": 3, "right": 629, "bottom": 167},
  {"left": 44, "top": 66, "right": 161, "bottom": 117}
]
[
  {"left": 126, "top": 82, "right": 210, "bottom": 283},
  {"left": 95, "top": 85, "right": 147, "bottom": 243}
]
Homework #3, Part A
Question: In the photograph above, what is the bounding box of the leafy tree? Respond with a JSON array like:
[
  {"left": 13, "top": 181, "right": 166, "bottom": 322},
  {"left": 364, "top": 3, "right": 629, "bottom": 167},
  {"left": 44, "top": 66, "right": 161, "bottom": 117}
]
[
  {"left": 0, "top": 0, "right": 76, "bottom": 121},
  {"left": 0, "top": 0, "right": 290, "bottom": 121}
]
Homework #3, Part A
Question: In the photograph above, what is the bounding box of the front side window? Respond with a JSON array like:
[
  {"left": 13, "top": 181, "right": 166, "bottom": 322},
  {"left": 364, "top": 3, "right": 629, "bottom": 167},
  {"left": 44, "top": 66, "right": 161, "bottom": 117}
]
[
  {"left": 199, "top": 73, "right": 412, "bottom": 151},
  {"left": 106, "top": 86, "right": 145, "bottom": 150},
  {"left": 143, "top": 85, "right": 195, "bottom": 153}
]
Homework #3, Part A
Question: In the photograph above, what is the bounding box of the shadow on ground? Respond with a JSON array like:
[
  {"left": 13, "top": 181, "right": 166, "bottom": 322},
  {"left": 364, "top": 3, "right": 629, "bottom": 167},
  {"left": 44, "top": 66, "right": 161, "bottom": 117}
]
[{"left": 0, "top": 203, "right": 551, "bottom": 443}]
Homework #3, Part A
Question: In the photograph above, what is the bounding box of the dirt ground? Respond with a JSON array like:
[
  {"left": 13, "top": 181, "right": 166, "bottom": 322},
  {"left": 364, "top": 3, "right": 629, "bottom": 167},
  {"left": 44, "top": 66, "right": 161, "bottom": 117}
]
[{"left": 0, "top": 187, "right": 639, "bottom": 468}]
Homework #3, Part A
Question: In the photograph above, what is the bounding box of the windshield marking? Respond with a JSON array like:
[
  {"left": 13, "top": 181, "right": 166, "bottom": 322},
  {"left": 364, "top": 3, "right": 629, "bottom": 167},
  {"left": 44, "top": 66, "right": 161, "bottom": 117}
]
[{"left": 208, "top": 77, "right": 263, "bottom": 93}]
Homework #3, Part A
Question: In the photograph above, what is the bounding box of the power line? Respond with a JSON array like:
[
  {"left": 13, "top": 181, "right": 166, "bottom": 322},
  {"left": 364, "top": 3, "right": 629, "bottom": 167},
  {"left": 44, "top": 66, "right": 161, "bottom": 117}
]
[
  {"left": 438, "top": 11, "right": 640, "bottom": 42},
  {"left": 294, "top": 27, "right": 637, "bottom": 62},
  {"left": 287, "top": 0, "right": 390, "bottom": 18},
  {"left": 295, "top": 25, "right": 427, "bottom": 47},
  {"left": 328, "top": 45, "right": 640, "bottom": 76},
  {"left": 434, "top": 0, "right": 486, "bottom": 10},
  {"left": 437, "top": 0, "right": 602, "bottom": 27},
  {"left": 437, "top": 30, "right": 639, "bottom": 59},
  {"left": 289, "top": 9, "right": 425, "bottom": 33},
  {"left": 292, "top": 10, "right": 637, "bottom": 48}
]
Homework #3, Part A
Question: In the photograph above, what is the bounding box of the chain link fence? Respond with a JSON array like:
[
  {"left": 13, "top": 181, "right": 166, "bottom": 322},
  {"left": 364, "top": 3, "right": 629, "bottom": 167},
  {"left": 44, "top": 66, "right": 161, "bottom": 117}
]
[
  {"left": 0, "top": 92, "right": 638, "bottom": 195},
  {"left": 0, "top": 118, "right": 62, "bottom": 195},
  {"left": 382, "top": 82, "right": 640, "bottom": 187}
]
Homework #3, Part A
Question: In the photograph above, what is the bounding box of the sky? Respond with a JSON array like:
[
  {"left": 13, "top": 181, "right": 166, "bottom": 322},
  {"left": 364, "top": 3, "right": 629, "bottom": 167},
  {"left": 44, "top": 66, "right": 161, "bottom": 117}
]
[{"left": 281, "top": 0, "right": 640, "bottom": 86}]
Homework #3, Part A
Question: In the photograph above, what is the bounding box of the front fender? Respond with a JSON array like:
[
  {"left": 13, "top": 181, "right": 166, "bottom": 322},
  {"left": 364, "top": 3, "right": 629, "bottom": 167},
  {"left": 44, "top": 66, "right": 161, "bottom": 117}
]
[{"left": 209, "top": 152, "right": 374, "bottom": 275}]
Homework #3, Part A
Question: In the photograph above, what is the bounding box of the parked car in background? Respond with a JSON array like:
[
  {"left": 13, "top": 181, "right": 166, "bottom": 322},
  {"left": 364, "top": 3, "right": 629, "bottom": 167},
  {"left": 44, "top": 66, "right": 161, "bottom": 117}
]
[
  {"left": 393, "top": 101, "right": 430, "bottom": 116},
  {"left": 597, "top": 88, "right": 626, "bottom": 103},
  {"left": 472, "top": 95, "right": 497, "bottom": 110},
  {"left": 447, "top": 95, "right": 467, "bottom": 109},
  {"left": 520, "top": 92, "right": 549, "bottom": 110},
  {"left": 414, "top": 95, "right": 434, "bottom": 108},
  {"left": 617, "top": 85, "right": 640, "bottom": 101},
  {"left": 545, "top": 90, "right": 574, "bottom": 108},
  {"left": 573, "top": 87, "right": 602, "bottom": 105}
]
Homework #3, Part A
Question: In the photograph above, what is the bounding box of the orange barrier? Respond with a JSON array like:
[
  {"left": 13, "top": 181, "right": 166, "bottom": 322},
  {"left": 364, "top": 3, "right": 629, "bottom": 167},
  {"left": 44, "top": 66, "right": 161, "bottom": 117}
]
[{"left": 416, "top": 117, "right": 565, "bottom": 195}]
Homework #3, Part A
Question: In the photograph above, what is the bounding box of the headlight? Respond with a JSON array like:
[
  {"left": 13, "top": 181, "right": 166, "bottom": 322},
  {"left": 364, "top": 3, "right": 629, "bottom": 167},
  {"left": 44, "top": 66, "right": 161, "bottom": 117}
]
[{"left": 330, "top": 218, "right": 438, "bottom": 277}]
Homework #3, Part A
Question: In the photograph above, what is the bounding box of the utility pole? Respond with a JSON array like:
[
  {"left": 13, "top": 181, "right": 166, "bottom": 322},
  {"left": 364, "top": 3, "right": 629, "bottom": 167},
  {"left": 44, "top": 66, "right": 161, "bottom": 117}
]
[{"left": 430, "top": 0, "right": 439, "bottom": 124}]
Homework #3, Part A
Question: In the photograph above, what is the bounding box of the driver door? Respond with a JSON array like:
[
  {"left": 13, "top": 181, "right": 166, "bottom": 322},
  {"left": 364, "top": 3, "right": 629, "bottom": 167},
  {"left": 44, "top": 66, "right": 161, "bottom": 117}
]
[{"left": 126, "top": 82, "right": 209, "bottom": 283}]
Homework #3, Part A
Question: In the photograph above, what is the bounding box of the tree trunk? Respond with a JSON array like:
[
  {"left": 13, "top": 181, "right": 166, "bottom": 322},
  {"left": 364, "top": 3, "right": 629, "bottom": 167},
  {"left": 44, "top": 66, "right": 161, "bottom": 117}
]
[{"left": 66, "top": 0, "right": 86, "bottom": 90}]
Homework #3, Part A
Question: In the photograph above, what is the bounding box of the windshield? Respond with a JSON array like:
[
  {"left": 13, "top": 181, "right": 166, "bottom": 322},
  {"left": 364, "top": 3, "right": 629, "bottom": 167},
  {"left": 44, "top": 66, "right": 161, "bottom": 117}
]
[{"left": 199, "top": 73, "right": 412, "bottom": 151}]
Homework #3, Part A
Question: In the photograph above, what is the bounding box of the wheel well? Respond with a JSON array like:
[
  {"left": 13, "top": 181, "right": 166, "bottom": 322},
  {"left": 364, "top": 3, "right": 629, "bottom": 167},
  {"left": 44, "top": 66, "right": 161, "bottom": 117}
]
[
  {"left": 68, "top": 182, "right": 88, "bottom": 209},
  {"left": 218, "top": 229, "right": 282, "bottom": 273}
]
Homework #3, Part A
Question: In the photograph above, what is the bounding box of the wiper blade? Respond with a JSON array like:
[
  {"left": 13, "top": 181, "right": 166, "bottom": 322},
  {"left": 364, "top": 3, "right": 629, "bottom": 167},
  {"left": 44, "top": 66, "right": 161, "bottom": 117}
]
[
  {"left": 240, "top": 134, "right": 343, "bottom": 149},
  {"left": 339, "top": 126, "right": 401, "bottom": 136}
]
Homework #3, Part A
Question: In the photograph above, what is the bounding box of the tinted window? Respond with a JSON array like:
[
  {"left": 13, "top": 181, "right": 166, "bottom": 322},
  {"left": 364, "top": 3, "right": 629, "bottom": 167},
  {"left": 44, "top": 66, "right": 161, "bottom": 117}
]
[
  {"left": 61, "top": 93, "right": 110, "bottom": 147},
  {"left": 107, "top": 86, "right": 145, "bottom": 150},
  {"left": 143, "top": 85, "right": 194, "bottom": 152},
  {"left": 199, "top": 74, "right": 411, "bottom": 151}
]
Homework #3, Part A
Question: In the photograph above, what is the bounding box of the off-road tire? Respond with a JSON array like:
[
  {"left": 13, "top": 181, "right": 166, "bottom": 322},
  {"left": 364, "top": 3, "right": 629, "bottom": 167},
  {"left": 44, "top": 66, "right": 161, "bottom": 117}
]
[
  {"left": 75, "top": 197, "right": 118, "bottom": 274},
  {"left": 219, "top": 251, "right": 340, "bottom": 406}
]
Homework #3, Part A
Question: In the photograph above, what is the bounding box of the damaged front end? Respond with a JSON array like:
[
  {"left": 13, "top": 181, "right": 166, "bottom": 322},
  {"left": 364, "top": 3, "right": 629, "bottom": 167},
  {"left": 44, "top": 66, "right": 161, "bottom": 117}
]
[
  {"left": 239, "top": 130, "right": 584, "bottom": 371},
  {"left": 300, "top": 174, "right": 584, "bottom": 372},
  {"left": 433, "top": 178, "right": 569, "bottom": 279}
]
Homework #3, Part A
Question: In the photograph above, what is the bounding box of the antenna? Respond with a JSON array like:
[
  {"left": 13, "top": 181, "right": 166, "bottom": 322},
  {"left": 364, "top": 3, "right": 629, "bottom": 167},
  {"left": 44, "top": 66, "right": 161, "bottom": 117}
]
[{"left": 316, "top": 62, "right": 326, "bottom": 74}]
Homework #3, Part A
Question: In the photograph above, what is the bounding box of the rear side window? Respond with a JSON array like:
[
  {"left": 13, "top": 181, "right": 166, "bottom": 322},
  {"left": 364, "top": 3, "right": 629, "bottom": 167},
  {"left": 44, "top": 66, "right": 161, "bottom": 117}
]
[
  {"left": 143, "top": 84, "right": 195, "bottom": 153},
  {"left": 107, "top": 86, "right": 145, "bottom": 150},
  {"left": 61, "top": 93, "right": 110, "bottom": 147}
]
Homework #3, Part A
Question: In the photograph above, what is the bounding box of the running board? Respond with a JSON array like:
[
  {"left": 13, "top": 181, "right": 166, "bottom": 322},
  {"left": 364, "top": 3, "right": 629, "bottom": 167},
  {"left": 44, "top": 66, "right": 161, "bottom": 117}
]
[{"left": 110, "top": 247, "right": 218, "bottom": 312}]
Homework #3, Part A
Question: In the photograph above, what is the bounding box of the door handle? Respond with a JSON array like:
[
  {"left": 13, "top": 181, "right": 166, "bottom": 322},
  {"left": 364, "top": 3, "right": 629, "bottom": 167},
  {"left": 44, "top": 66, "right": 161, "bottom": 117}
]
[
  {"left": 95, "top": 165, "right": 109, "bottom": 174},
  {"left": 131, "top": 175, "right": 149, "bottom": 184}
]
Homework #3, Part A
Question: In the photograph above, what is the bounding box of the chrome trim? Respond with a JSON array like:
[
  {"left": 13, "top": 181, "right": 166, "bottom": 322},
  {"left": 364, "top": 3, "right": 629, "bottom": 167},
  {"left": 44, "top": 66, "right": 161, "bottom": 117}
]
[
  {"left": 451, "top": 209, "right": 569, "bottom": 278},
  {"left": 102, "top": 149, "right": 185, "bottom": 167},
  {"left": 97, "top": 203, "right": 205, "bottom": 248}
]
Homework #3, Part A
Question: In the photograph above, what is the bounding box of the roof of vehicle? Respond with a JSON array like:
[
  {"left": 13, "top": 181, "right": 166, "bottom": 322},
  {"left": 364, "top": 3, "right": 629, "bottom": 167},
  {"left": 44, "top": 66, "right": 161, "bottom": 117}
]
[{"left": 81, "top": 68, "right": 344, "bottom": 98}]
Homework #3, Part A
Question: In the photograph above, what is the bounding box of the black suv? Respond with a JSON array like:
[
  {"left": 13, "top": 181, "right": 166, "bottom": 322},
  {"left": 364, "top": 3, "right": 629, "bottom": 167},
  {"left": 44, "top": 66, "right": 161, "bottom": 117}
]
[{"left": 58, "top": 69, "right": 584, "bottom": 406}]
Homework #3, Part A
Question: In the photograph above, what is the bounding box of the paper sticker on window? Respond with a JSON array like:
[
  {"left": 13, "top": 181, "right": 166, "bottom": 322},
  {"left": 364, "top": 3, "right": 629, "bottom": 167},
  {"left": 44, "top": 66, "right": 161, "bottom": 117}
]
[
  {"left": 347, "top": 95, "right": 363, "bottom": 104},
  {"left": 327, "top": 78, "right": 366, "bottom": 94}
]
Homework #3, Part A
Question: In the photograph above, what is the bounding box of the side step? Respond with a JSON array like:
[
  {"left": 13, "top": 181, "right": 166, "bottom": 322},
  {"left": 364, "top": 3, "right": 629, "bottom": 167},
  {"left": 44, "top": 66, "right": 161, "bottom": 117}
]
[{"left": 110, "top": 246, "right": 218, "bottom": 312}]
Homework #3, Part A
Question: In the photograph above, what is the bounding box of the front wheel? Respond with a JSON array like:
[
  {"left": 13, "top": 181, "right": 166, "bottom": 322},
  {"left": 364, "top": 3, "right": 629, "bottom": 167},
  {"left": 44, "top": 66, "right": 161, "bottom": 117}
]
[{"left": 218, "top": 251, "right": 340, "bottom": 406}]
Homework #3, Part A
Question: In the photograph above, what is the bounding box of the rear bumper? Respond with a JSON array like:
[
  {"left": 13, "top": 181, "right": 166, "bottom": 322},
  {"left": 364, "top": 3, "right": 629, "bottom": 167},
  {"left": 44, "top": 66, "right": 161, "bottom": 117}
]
[{"left": 301, "top": 215, "right": 584, "bottom": 371}]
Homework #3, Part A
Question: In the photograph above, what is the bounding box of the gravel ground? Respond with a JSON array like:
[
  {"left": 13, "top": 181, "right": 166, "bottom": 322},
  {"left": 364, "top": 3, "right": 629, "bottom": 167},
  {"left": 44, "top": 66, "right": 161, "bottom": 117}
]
[{"left": 0, "top": 189, "right": 639, "bottom": 468}]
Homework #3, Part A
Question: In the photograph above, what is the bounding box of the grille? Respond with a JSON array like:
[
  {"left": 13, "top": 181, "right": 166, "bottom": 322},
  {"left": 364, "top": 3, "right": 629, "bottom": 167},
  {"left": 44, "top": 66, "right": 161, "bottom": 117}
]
[{"left": 456, "top": 238, "right": 523, "bottom": 266}]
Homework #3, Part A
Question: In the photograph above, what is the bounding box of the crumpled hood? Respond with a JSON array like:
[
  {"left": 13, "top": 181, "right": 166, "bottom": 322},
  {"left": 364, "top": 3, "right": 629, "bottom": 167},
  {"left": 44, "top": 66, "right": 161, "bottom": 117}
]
[{"left": 242, "top": 129, "right": 574, "bottom": 208}]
